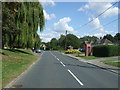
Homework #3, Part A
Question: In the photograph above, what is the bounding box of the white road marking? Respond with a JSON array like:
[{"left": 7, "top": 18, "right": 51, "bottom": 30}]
[
  {"left": 60, "top": 61, "right": 66, "bottom": 67},
  {"left": 67, "top": 69, "right": 84, "bottom": 86},
  {"left": 50, "top": 51, "right": 84, "bottom": 86},
  {"left": 56, "top": 58, "right": 60, "bottom": 61}
]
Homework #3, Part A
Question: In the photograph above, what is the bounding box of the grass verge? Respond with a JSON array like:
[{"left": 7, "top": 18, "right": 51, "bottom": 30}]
[
  {"left": 101, "top": 60, "right": 120, "bottom": 67},
  {"left": 1, "top": 49, "right": 40, "bottom": 87},
  {"left": 75, "top": 55, "right": 114, "bottom": 60}
]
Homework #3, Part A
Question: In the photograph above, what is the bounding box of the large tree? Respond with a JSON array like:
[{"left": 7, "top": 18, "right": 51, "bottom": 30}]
[
  {"left": 65, "top": 34, "right": 80, "bottom": 49},
  {"left": 2, "top": 2, "right": 45, "bottom": 49}
]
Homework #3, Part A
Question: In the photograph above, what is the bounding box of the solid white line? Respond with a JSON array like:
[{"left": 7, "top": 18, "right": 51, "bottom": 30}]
[
  {"left": 60, "top": 61, "right": 66, "bottom": 67},
  {"left": 67, "top": 69, "right": 84, "bottom": 86}
]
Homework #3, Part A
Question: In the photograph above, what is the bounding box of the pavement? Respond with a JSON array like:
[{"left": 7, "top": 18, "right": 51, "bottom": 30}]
[
  {"left": 61, "top": 53, "right": 120, "bottom": 74},
  {"left": 5, "top": 51, "right": 119, "bottom": 88}
]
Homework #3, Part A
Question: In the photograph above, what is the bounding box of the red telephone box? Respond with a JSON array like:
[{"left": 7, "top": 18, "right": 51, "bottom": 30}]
[{"left": 85, "top": 44, "right": 92, "bottom": 56}]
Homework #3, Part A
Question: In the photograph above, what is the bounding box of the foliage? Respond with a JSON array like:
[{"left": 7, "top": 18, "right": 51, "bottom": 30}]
[
  {"left": 79, "top": 36, "right": 98, "bottom": 47},
  {"left": 2, "top": 2, "right": 45, "bottom": 49},
  {"left": 93, "top": 45, "right": 120, "bottom": 57},
  {"left": 58, "top": 34, "right": 66, "bottom": 49},
  {"left": 65, "top": 49, "right": 81, "bottom": 54},
  {"left": 66, "top": 34, "right": 80, "bottom": 49},
  {"left": 114, "top": 33, "right": 120, "bottom": 41},
  {"left": 46, "top": 34, "right": 81, "bottom": 50}
]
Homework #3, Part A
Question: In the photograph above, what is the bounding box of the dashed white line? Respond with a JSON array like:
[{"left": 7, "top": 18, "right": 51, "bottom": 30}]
[
  {"left": 60, "top": 61, "right": 66, "bottom": 67},
  {"left": 67, "top": 69, "right": 84, "bottom": 86},
  {"left": 56, "top": 58, "right": 60, "bottom": 61},
  {"left": 50, "top": 51, "right": 84, "bottom": 86}
]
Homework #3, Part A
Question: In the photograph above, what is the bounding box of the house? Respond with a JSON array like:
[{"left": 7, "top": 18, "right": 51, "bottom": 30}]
[
  {"left": 68, "top": 45, "right": 73, "bottom": 50},
  {"left": 40, "top": 44, "right": 46, "bottom": 50},
  {"left": 92, "top": 38, "right": 113, "bottom": 46}
]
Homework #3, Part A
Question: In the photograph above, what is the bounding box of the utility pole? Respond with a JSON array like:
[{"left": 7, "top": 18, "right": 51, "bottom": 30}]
[{"left": 65, "top": 30, "right": 67, "bottom": 50}]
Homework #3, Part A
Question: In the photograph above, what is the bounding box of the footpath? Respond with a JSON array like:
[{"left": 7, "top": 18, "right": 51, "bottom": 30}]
[{"left": 61, "top": 53, "right": 120, "bottom": 74}]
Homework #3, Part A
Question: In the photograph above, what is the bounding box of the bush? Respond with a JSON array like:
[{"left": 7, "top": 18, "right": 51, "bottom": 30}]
[
  {"left": 93, "top": 45, "right": 120, "bottom": 57},
  {"left": 65, "top": 49, "right": 81, "bottom": 54}
]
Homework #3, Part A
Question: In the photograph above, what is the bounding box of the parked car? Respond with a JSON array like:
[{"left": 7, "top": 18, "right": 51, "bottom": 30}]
[
  {"left": 79, "top": 48, "right": 86, "bottom": 52},
  {"left": 35, "top": 49, "right": 41, "bottom": 53}
]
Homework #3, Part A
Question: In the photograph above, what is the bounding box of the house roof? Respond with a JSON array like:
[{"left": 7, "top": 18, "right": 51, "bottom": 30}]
[
  {"left": 101, "top": 38, "right": 113, "bottom": 44},
  {"left": 93, "top": 38, "right": 113, "bottom": 45}
]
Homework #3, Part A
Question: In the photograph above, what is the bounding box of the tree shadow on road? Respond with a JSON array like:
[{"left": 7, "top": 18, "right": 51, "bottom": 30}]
[{"left": 54, "top": 62, "right": 120, "bottom": 71}]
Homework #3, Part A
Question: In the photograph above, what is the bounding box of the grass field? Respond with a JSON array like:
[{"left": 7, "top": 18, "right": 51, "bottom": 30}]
[
  {"left": 101, "top": 60, "right": 120, "bottom": 67},
  {"left": 1, "top": 49, "right": 40, "bottom": 87}
]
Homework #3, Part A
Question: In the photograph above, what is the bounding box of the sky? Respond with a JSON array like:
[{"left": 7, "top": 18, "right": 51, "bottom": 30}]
[{"left": 37, "top": 0, "right": 119, "bottom": 42}]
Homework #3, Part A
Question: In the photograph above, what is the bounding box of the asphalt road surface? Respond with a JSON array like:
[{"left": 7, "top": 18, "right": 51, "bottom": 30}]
[{"left": 9, "top": 51, "right": 119, "bottom": 88}]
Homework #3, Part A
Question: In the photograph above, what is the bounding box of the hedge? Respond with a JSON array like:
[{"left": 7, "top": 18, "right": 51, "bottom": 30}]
[{"left": 93, "top": 45, "right": 120, "bottom": 57}]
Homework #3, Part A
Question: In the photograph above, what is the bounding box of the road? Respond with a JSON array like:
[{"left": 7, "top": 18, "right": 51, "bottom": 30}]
[{"left": 8, "top": 51, "right": 119, "bottom": 88}]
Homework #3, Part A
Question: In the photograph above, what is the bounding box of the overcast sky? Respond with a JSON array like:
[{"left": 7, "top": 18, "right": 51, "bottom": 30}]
[{"left": 37, "top": 0, "right": 119, "bottom": 42}]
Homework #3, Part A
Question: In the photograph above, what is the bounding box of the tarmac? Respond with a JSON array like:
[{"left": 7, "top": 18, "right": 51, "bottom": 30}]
[{"left": 61, "top": 53, "right": 120, "bottom": 74}]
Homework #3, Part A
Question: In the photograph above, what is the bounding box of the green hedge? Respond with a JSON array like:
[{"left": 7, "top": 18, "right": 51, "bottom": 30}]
[{"left": 93, "top": 45, "right": 120, "bottom": 57}]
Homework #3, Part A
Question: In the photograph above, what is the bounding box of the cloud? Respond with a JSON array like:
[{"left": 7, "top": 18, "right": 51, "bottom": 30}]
[
  {"left": 89, "top": 17, "right": 103, "bottom": 31},
  {"left": 43, "top": 10, "right": 56, "bottom": 21},
  {"left": 38, "top": 17, "right": 77, "bottom": 42},
  {"left": 88, "top": 2, "right": 119, "bottom": 18},
  {"left": 78, "top": 4, "right": 89, "bottom": 11},
  {"left": 38, "top": 31, "right": 60, "bottom": 42},
  {"left": 78, "top": 2, "right": 119, "bottom": 18},
  {"left": 89, "top": 17, "right": 115, "bottom": 35},
  {"left": 53, "top": 17, "right": 76, "bottom": 33},
  {"left": 40, "top": 0, "right": 55, "bottom": 6}
]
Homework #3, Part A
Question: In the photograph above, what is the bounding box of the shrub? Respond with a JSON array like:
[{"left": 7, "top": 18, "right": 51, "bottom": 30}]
[
  {"left": 93, "top": 45, "right": 120, "bottom": 57},
  {"left": 65, "top": 49, "right": 81, "bottom": 54}
]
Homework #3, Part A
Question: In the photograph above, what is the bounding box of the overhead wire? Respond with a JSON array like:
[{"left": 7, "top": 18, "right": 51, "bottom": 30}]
[
  {"left": 87, "top": 18, "right": 120, "bottom": 35},
  {"left": 74, "top": 1, "right": 119, "bottom": 31}
]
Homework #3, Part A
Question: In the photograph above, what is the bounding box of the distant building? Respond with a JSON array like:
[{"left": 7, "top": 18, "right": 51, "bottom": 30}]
[
  {"left": 92, "top": 38, "right": 113, "bottom": 46},
  {"left": 68, "top": 45, "right": 73, "bottom": 50},
  {"left": 40, "top": 44, "right": 46, "bottom": 50}
]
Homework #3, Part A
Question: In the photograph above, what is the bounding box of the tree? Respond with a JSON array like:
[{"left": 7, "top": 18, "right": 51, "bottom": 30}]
[
  {"left": 79, "top": 36, "right": 98, "bottom": 47},
  {"left": 50, "top": 38, "right": 59, "bottom": 50},
  {"left": 65, "top": 34, "right": 80, "bottom": 49},
  {"left": 58, "top": 34, "right": 66, "bottom": 49},
  {"left": 2, "top": 2, "right": 45, "bottom": 49},
  {"left": 114, "top": 33, "right": 120, "bottom": 41}
]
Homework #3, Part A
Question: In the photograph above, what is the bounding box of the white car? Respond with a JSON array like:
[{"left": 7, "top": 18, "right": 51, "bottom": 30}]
[{"left": 35, "top": 49, "right": 41, "bottom": 53}]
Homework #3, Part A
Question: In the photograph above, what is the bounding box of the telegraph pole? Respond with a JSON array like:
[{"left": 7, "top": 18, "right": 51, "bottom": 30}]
[{"left": 65, "top": 30, "right": 67, "bottom": 50}]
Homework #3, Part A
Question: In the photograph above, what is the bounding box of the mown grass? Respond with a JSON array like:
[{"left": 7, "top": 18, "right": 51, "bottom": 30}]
[
  {"left": 101, "top": 60, "right": 120, "bottom": 67},
  {"left": 1, "top": 49, "right": 40, "bottom": 87},
  {"left": 76, "top": 56, "right": 114, "bottom": 60}
]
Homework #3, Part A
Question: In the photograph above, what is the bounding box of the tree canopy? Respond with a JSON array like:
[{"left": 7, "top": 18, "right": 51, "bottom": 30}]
[{"left": 2, "top": 2, "right": 45, "bottom": 49}]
